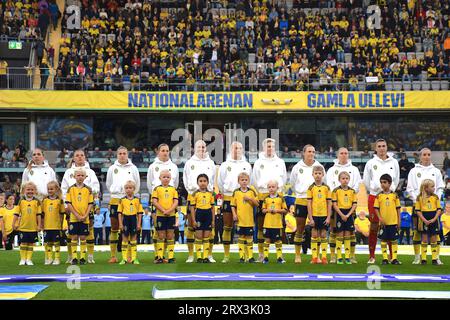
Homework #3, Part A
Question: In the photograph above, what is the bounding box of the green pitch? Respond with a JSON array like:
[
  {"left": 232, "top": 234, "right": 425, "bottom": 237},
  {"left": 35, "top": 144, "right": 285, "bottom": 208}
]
[{"left": 0, "top": 251, "right": 449, "bottom": 300}]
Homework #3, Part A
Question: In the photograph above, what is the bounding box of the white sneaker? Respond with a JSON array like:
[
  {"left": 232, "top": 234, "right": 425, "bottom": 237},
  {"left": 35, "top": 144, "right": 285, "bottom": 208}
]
[
  {"left": 45, "top": 259, "right": 53, "bottom": 265},
  {"left": 88, "top": 255, "right": 95, "bottom": 264},
  {"left": 207, "top": 256, "right": 216, "bottom": 263},
  {"left": 65, "top": 256, "right": 73, "bottom": 264},
  {"left": 52, "top": 259, "right": 60, "bottom": 265},
  {"left": 26, "top": 260, "right": 34, "bottom": 266},
  {"left": 350, "top": 258, "right": 358, "bottom": 264},
  {"left": 221, "top": 257, "right": 230, "bottom": 263},
  {"left": 412, "top": 255, "right": 421, "bottom": 264},
  {"left": 258, "top": 253, "right": 264, "bottom": 263},
  {"left": 185, "top": 255, "right": 194, "bottom": 263},
  {"left": 436, "top": 259, "right": 444, "bottom": 265},
  {"left": 19, "top": 260, "right": 26, "bottom": 266},
  {"left": 367, "top": 257, "right": 376, "bottom": 264},
  {"left": 330, "top": 257, "right": 336, "bottom": 264}
]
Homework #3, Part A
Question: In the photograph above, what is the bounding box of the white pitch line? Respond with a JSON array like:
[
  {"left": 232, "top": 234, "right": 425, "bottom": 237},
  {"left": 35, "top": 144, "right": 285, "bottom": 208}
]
[{"left": 152, "top": 288, "right": 450, "bottom": 299}]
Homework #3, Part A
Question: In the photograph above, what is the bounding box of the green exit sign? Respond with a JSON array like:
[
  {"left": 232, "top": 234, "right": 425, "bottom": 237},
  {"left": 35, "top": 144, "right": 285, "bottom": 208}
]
[{"left": 8, "top": 41, "right": 23, "bottom": 50}]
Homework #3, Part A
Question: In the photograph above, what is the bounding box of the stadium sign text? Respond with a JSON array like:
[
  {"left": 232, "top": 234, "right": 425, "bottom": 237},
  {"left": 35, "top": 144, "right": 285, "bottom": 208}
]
[{"left": 307, "top": 93, "right": 405, "bottom": 109}]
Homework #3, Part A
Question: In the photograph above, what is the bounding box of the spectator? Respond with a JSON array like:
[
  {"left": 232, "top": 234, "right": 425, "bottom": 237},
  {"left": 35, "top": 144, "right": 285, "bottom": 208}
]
[
  {"left": 399, "top": 208, "right": 412, "bottom": 245},
  {"left": 354, "top": 211, "right": 370, "bottom": 245},
  {"left": 178, "top": 210, "right": 186, "bottom": 245},
  {"left": 442, "top": 203, "right": 450, "bottom": 245},
  {"left": 141, "top": 207, "right": 152, "bottom": 244},
  {"left": 103, "top": 207, "right": 111, "bottom": 245},
  {"left": 284, "top": 207, "right": 296, "bottom": 244},
  {"left": 443, "top": 152, "right": 450, "bottom": 174},
  {"left": 130, "top": 148, "right": 143, "bottom": 164},
  {"left": 398, "top": 153, "right": 413, "bottom": 190},
  {"left": 93, "top": 208, "right": 105, "bottom": 245},
  {"left": 214, "top": 207, "right": 223, "bottom": 245}
]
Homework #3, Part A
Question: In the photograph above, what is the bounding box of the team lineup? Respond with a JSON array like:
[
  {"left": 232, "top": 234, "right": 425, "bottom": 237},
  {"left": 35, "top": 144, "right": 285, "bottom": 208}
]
[{"left": 0, "top": 138, "right": 445, "bottom": 266}]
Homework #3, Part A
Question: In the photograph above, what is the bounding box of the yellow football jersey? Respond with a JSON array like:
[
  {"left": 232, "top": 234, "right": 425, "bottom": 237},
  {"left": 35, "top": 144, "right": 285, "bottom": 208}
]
[
  {"left": 191, "top": 191, "right": 215, "bottom": 210},
  {"left": 65, "top": 184, "right": 94, "bottom": 224},
  {"left": 118, "top": 197, "right": 144, "bottom": 216},
  {"left": 42, "top": 197, "right": 65, "bottom": 230},
  {"left": 16, "top": 198, "right": 42, "bottom": 232},
  {"left": 374, "top": 192, "right": 400, "bottom": 225},
  {"left": 332, "top": 187, "right": 357, "bottom": 210},
  {"left": 151, "top": 185, "right": 179, "bottom": 217},
  {"left": 262, "top": 194, "right": 287, "bottom": 228},
  {"left": 295, "top": 198, "right": 308, "bottom": 206},
  {"left": 307, "top": 183, "right": 331, "bottom": 217},
  {"left": 414, "top": 194, "right": 441, "bottom": 213},
  {"left": 0, "top": 205, "right": 19, "bottom": 235},
  {"left": 231, "top": 188, "right": 258, "bottom": 227}
]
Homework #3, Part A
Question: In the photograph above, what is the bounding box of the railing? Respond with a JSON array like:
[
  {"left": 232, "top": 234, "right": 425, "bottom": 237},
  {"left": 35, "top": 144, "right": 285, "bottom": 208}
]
[{"left": 2, "top": 67, "right": 448, "bottom": 91}]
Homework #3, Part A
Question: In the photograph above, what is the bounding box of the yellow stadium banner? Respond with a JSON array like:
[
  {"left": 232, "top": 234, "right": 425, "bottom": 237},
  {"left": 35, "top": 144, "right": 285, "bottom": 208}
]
[{"left": 1, "top": 90, "right": 450, "bottom": 111}]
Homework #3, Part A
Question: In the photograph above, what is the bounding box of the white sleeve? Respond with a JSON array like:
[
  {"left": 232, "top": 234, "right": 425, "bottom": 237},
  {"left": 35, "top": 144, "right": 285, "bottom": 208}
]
[
  {"left": 61, "top": 171, "right": 70, "bottom": 198},
  {"left": 146, "top": 164, "right": 153, "bottom": 194},
  {"left": 217, "top": 163, "right": 226, "bottom": 194},
  {"left": 362, "top": 161, "right": 371, "bottom": 192},
  {"left": 50, "top": 168, "right": 57, "bottom": 182},
  {"left": 209, "top": 161, "right": 216, "bottom": 192},
  {"left": 406, "top": 169, "right": 418, "bottom": 201},
  {"left": 325, "top": 167, "right": 333, "bottom": 189},
  {"left": 289, "top": 163, "right": 298, "bottom": 190},
  {"left": 391, "top": 160, "right": 400, "bottom": 192},
  {"left": 22, "top": 169, "right": 30, "bottom": 185},
  {"left": 106, "top": 166, "right": 113, "bottom": 192},
  {"left": 251, "top": 160, "right": 260, "bottom": 190},
  {"left": 173, "top": 164, "right": 179, "bottom": 189},
  {"left": 280, "top": 160, "right": 287, "bottom": 186},
  {"left": 352, "top": 166, "right": 362, "bottom": 193},
  {"left": 133, "top": 166, "right": 140, "bottom": 194},
  {"left": 89, "top": 169, "right": 100, "bottom": 194},
  {"left": 435, "top": 168, "right": 445, "bottom": 200}
]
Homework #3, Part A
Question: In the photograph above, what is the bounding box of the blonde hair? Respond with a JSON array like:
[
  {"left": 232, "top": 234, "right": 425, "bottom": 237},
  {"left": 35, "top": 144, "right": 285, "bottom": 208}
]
[
  {"left": 47, "top": 181, "right": 62, "bottom": 199},
  {"left": 21, "top": 181, "right": 37, "bottom": 196},
  {"left": 303, "top": 144, "right": 315, "bottom": 153},
  {"left": 419, "top": 179, "right": 435, "bottom": 202},
  {"left": 117, "top": 146, "right": 128, "bottom": 152},
  {"left": 124, "top": 180, "right": 136, "bottom": 189},
  {"left": 312, "top": 165, "right": 324, "bottom": 173},
  {"left": 238, "top": 172, "right": 250, "bottom": 181},
  {"left": 67, "top": 149, "right": 85, "bottom": 169},
  {"left": 338, "top": 171, "right": 350, "bottom": 180},
  {"left": 159, "top": 169, "right": 171, "bottom": 177},
  {"left": 74, "top": 167, "right": 87, "bottom": 176},
  {"left": 267, "top": 179, "right": 279, "bottom": 188},
  {"left": 262, "top": 138, "right": 275, "bottom": 147},
  {"left": 27, "top": 148, "right": 44, "bottom": 170}
]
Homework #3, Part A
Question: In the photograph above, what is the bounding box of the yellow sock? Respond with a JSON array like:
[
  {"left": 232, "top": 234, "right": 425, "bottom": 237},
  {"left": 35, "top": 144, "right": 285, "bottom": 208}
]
[
  {"left": 294, "top": 235, "right": 303, "bottom": 256},
  {"left": 431, "top": 242, "right": 438, "bottom": 260},
  {"left": 222, "top": 226, "right": 232, "bottom": 258},
  {"left": 130, "top": 240, "right": 137, "bottom": 261},
  {"left": 437, "top": 243, "right": 440, "bottom": 259},
  {"left": 152, "top": 229, "right": 158, "bottom": 258},
  {"left": 203, "top": 238, "right": 210, "bottom": 259},
  {"left": 71, "top": 240, "right": 78, "bottom": 259},
  {"left": 391, "top": 242, "right": 398, "bottom": 260},
  {"left": 20, "top": 244, "right": 27, "bottom": 261},
  {"left": 311, "top": 237, "right": 318, "bottom": 259},
  {"left": 54, "top": 243, "right": 61, "bottom": 260},
  {"left": 381, "top": 241, "right": 388, "bottom": 260},
  {"left": 238, "top": 237, "right": 246, "bottom": 259},
  {"left": 87, "top": 240, "right": 94, "bottom": 256},
  {"left": 263, "top": 240, "right": 270, "bottom": 259},
  {"left": 344, "top": 237, "right": 351, "bottom": 259},
  {"left": 110, "top": 231, "right": 118, "bottom": 258},
  {"left": 80, "top": 240, "right": 87, "bottom": 260},
  {"left": 45, "top": 243, "right": 52, "bottom": 261},
  {"left": 186, "top": 227, "right": 195, "bottom": 257},
  {"left": 275, "top": 240, "right": 282, "bottom": 259},
  {"left": 257, "top": 230, "right": 264, "bottom": 255},
  {"left": 157, "top": 240, "right": 165, "bottom": 259},
  {"left": 67, "top": 242, "right": 72, "bottom": 259},
  {"left": 195, "top": 238, "right": 203, "bottom": 260},
  {"left": 121, "top": 242, "right": 128, "bottom": 261},
  {"left": 413, "top": 230, "right": 421, "bottom": 255},
  {"left": 421, "top": 242, "right": 428, "bottom": 261},
  {"left": 320, "top": 238, "right": 328, "bottom": 259},
  {"left": 350, "top": 234, "right": 356, "bottom": 258},
  {"left": 26, "top": 244, "right": 34, "bottom": 261},
  {"left": 208, "top": 238, "right": 214, "bottom": 257},
  {"left": 329, "top": 232, "right": 336, "bottom": 260},
  {"left": 246, "top": 239, "right": 254, "bottom": 260},
  {"left": 336, "top": 236, "right": 343, "bottom": 260},
  {"left": 167, "top": 239, "right": 174, "bottom": 260}
]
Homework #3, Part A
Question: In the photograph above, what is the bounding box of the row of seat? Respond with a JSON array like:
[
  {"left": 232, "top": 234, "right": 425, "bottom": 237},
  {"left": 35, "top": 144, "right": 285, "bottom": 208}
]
[{"left": 385, "top": 80, "right": 449, "bottom": 91}]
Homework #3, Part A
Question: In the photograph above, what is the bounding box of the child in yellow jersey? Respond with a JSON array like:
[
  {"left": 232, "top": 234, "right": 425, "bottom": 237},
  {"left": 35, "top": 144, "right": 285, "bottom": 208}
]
[
  {"left": 261, "top": 180, "right": 288, "bottom": 264},
  {"left": 415, "top": 179, "right": 442, "bottom": 265},
  {"left": 13, "top": 182, "right": 42, "bottom": 266},
  {"left": 307, "top": 166, "right": 332, "bottom": 265},
  {"left": 152, "top": 170, "right": 179, "bottom": 263},
  {"left": 65, "top": 168, "right": 94, "bottom": 265},
  {"left": 231, "top": 172, "right": 259, "bottom": 263},
  {"left": 0, "top": 193, "right": 19, "bottom": 250},
  {"left": 118, "top": 181, "right": 143, "bottom": 265},
  {"left": 42, "top": 181, "right": 65, "bottom": 265},
  {"left": 374, "top": 174, "right": 401, "bottom": 265},
  {"left": 332, "top": 172, "right": 357, "bottom": 265},
  {"left": 190, "top": 174, "right": 215, "bottom": 263}
]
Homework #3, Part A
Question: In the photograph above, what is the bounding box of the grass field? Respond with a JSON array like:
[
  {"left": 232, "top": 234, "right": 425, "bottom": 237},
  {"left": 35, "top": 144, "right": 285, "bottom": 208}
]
[{"left": 1, "top": 250, "right": 449, "bottom": 300}]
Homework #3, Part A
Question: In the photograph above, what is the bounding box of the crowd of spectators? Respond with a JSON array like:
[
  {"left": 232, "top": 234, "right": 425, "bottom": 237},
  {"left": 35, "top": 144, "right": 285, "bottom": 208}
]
[
  {"left": 0, "top": 140, "right": 28, "bottom": 168},
  {"left": 50, "top": 0, "right": 450, "bottom": 91}
]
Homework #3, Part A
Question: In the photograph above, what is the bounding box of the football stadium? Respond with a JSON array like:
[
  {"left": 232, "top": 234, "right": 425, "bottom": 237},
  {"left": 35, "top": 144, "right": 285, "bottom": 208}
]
[{"left": 0, "top": 0, "right": 450, "bottom": 303}]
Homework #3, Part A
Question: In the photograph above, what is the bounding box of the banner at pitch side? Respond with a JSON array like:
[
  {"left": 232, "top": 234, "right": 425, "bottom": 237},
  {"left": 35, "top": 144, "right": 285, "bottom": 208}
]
[{"left": 1, "top": 90, "right": 450, "bottom": 111}]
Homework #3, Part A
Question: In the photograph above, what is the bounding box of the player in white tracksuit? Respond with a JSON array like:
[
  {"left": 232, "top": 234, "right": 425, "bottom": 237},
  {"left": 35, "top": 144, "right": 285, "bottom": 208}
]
[
  {"left": 363, "top": 139, "right": 400, "bottom": 264},
  {"left": 326, "top": 147, "right": 362, "bottom": 264},
  {"left": 22, "top": 148, "right": 57, "bottom": 199},
  {"left": 252, "top": 138, "right": 287, "bottom": 262},
  {"left": 183, "top": 140, "right": 216, "bottom": 263},
  {"left": 406, "top": 148, "right": 445, "bottom": 265},
  {"left": 146, "top": 143, "right": 179, "bottom": 260},
  {"left": 217, "top": 141, "right": 252, "bottom": 263},
  {"left": 105, "top": 146, "right": 140, "bottom": 263},
  {"left": 289, "top": 144, "right": 324, "bottom": 263},
  {"left": 61, "top": 149, "right": 100, "bottom": 264}
]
